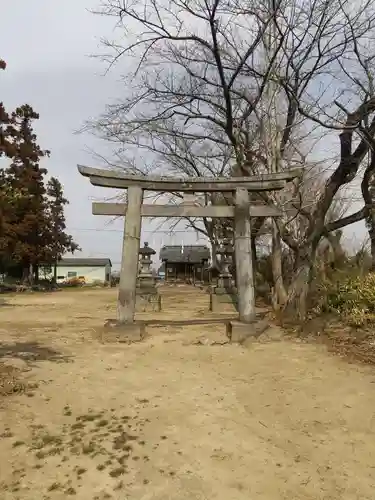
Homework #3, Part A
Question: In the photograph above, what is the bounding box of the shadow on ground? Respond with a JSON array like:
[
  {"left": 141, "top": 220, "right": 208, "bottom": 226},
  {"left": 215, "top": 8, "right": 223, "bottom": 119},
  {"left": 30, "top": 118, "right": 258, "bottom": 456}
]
[{"left": 0, "top": 342, "right": 72, "bottom": 364}]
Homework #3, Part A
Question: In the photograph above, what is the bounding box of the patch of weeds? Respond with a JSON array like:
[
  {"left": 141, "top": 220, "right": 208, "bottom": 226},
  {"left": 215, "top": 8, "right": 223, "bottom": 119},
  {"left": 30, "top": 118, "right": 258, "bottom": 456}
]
[
  {"left": 31, "top": 424, "right": 44, "bottom": 430},
  {"left": 81, "top": 413, "right": 105, "bottom": 422},
  {"left": 69, "top": 446, "right": 81, "bottom": 455},
  {"left": 117, "top": 454, "right": 129, "bottom": 465},
  {"left": 65, "top": 487, "right": 77, "bottom": 495},
  {"left": 136, "top": 398, "right": 149, "bottom": 404},
  {"left": 160, "top": 435, "right": 167, "bottom": 440},
  {"left": 13, "top": 468, "right": 25, "bottom": 475},
  {"left": 61, "top": 456, "right": 69, "bottom": 462},
  {"left": 35, "top": 450, "right": 47, "bottom": 460},
  {"left": 71, "top": 422, "right": 85, "bottom": 431},
  {"left": 112, "top": 433, "right": 128, "bottom": 451},
  {"left": 109, "top": 466, "right": 126, "bottom": 478},
  {"left": 96, "top": 464, "right": 106, "bottom": 471},
  {"left": 48, "top": 447, "right": 63, "bottom": 456},
  {"left": 104, "top": 459, "right": 113, "bottom": 466},
  {"left": 32, "top": 433, "right": 63, "bottom": 451},
  {"left": 33, "top": 464, "right": 43, "bottom": 469},
  {"left": 12, "top": 440, "right": 25, "bottom": 448},
  {"left": 132, "top": 456, "right": 140, "bottom": 461},
  {"left": 43, "top": 434, "right": 62, "bottom": 446},
  {"left": 143, "top": 479, "right": 149, "bottom": 485},
  {"left": 114, "top": 480, "right": 124, "bottom": 490},
  {"left": 99, "top": 432, "right": 110, "bottom": 438},
  {"left": 82, "top": 442, "right": 96, "bottom": 455},
  {"left": 76, "top": 467, "right": 87, "bottom": 476},
  {"left": 143, "top": 455, "right": 149, "bottom": 462},
  {"left": 48, "top": 482, "right": 62, "bottom": 492},
  {"left": 96, "top": 419, "right": 109, "bottom": 428},
  {"left": 139, "top": 440, "right": 145, "bottom": 446},
  {"left": 0, "top": 430, "right": 13, "bottom": 438}
]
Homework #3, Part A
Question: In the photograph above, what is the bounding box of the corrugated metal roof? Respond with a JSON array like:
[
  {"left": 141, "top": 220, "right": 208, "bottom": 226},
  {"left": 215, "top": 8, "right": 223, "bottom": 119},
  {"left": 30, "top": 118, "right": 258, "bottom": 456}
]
[
  {"left": 159, "top": 245, "right": 210, "bottom": 263},
  {"left": 54, "top": 258, "right": 112, "bottom": 267}
]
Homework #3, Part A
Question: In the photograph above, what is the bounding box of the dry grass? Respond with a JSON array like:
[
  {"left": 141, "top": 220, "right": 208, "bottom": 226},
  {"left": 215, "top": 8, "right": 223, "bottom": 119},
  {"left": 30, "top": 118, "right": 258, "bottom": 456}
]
[
  {"left": 0, "top": 286, "right": 375, "bottom": 500},
  {"left": 281, "top": 314, "right": 375, "bottom": 365},
  {"left": 0, "top": 363, "right": 24, "bottom": 396}
]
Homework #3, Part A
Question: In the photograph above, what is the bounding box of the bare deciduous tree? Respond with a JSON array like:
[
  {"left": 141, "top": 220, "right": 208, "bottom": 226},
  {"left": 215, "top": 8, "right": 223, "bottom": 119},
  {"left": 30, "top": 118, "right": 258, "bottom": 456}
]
[{"left": 88, "top": 0, "right": 375, "bottom": 317}]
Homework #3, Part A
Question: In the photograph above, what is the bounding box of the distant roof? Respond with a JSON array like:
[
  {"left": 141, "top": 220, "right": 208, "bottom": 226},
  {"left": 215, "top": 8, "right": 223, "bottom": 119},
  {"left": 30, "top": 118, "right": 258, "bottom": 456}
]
[
  {"left": 55, "top": 258, "right": 112, "bottom": 267},
  {"left": 160, "top": 245, "right": 210, "bottom": 263}
]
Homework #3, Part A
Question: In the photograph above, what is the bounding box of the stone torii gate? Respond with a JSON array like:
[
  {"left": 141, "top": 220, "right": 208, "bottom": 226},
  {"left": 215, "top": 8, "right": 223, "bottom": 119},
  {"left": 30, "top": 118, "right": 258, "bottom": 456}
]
[{"left": 77, "top": 165, "right": 300, "bottom": 336}]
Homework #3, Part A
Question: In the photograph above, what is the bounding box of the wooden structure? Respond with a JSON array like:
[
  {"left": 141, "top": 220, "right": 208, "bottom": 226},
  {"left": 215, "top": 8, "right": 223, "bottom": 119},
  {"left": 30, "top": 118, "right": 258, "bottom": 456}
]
[
  {"left": 77, "top": 165, "right": 301, "bottom": 338},
  {"left": 160, "top": 245, "right": 210, "bottom": 284}
]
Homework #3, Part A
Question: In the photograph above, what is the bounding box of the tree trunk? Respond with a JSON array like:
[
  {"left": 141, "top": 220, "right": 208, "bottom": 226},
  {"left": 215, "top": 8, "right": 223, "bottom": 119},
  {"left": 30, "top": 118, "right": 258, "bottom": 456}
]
[
  {"left": 53, "top": 261, "right": 57, "bottom": 283},
  {"left": 284, "top": 245, "right": 317, "bottom": 320},
  {"left": 22, "top": 263, "right": 34, "bottom": 285},
  {"left": 369, "top": 225, "right": 375, "bottom": 271},
  {"left": 271, "top": 221, "right": 287, "bottom": 309},
  {"left": 33, "top": 264, "right": 39, "bottom": 284},
  {"left": 251, "top": 234, "right": 257, "bottom": 279}
]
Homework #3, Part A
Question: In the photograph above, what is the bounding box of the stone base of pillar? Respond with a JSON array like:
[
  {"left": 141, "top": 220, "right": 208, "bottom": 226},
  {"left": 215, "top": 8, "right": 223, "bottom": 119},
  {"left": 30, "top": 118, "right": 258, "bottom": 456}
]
[
  {"left": 135, "top": 291, "right": 162, "bottom": 312},
  {"left": 209, "top": 290, "right": 238, "bottom": 312},
  {"left": 101, "top": 320, "right": 146, "bottom": 343},
  {"left": 226, "top": 319, "right": 270, "bottom": 344},
  {"left": 214, "top": 286, "right": 237, "bottom": 295}
]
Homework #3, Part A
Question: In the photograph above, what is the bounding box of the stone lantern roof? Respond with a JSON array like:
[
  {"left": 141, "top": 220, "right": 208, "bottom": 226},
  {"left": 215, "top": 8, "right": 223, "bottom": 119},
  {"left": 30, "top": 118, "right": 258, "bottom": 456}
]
[
  {"left": 217, "top": 238, "right": 234, "bottom": 255},
  {"left": 139, "top": 242, "right": 156, "bottom": 256}
]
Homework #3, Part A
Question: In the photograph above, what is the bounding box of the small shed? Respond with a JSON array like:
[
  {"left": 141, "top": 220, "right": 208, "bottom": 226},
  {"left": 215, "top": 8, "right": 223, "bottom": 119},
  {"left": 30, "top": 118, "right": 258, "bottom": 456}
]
[
  {"left": 40, "top": 258, "right": 112, "bottom": 285},
  {"left": 159, "top": 245, "right": 210, "bottom": 284}
]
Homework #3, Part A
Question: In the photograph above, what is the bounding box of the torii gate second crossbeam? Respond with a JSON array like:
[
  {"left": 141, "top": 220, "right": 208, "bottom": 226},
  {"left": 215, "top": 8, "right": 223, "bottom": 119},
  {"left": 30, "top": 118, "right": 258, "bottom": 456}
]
[{"left": 77, "top": 165, "right": 301, "bottom": 328}]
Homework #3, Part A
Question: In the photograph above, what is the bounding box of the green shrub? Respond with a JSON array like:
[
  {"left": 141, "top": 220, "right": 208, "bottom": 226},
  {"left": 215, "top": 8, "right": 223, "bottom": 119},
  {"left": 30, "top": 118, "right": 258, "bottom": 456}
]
[{"left": 318, "top": 272, "right": 375, "bottom": 327}]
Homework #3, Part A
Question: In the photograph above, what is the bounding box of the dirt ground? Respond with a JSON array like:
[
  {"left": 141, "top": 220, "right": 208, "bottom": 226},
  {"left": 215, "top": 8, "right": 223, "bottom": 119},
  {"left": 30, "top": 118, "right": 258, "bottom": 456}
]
[{"left": 1, "top": 286, "right": 375, "bottom": 500}]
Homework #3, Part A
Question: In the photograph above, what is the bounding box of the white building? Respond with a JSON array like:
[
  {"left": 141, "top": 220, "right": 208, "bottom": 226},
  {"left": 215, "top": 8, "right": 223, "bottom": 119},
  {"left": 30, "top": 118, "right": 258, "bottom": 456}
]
[{"left": 40, "top": 258, "right": 112, "bottom": 285}]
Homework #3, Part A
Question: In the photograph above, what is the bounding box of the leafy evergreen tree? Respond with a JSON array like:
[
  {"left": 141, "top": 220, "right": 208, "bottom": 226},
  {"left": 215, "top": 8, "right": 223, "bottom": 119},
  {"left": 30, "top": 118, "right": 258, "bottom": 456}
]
[
  {"left": 45, "top": 177, "right": 80, "bottom": 280},
  {"left": 0, "top": 59, "right": 79, "bottom": 283},
  {"left": 5, "top": 105, "right": 50, "bottom": 281}
]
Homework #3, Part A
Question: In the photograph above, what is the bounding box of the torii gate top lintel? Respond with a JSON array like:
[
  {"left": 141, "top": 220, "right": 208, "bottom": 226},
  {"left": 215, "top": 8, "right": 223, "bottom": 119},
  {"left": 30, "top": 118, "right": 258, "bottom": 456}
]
[{"left": 77, "top": 164, "right": 302, "bottom": 193}]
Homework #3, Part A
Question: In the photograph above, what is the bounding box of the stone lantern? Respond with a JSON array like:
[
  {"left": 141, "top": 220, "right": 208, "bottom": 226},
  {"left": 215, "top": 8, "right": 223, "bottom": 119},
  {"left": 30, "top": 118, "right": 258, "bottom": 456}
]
[
  {"left": 137, "top": 242, "right": 156, "bottom": 291},
  {"left": 136, "top": 242, "right": 161, "bottom": 311},
  {"left": 209, "top": 238, "right": 237, "bottom": 312},
  {"left": 215, "top": 238, "right": 236, "bottom": 293}
]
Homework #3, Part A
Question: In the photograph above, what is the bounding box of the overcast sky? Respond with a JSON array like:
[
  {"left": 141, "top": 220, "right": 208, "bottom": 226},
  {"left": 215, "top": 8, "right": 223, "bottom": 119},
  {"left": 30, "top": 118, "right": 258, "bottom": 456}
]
[
  {"left": 0, "top": 0, "right": 208, "bottom": 269},
  {"left": 0, "top": 0, "right": 366, "bottom": 269}
]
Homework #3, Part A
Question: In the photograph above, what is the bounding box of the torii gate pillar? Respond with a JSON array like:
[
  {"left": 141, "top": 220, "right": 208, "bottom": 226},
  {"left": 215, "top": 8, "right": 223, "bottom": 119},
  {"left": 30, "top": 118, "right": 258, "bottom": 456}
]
[
  {"left": 235, "top": 187, "right": 255, "bottom": 322},
  {"left": 118, "top": 186, "right": 143, "bottom": 323}
]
